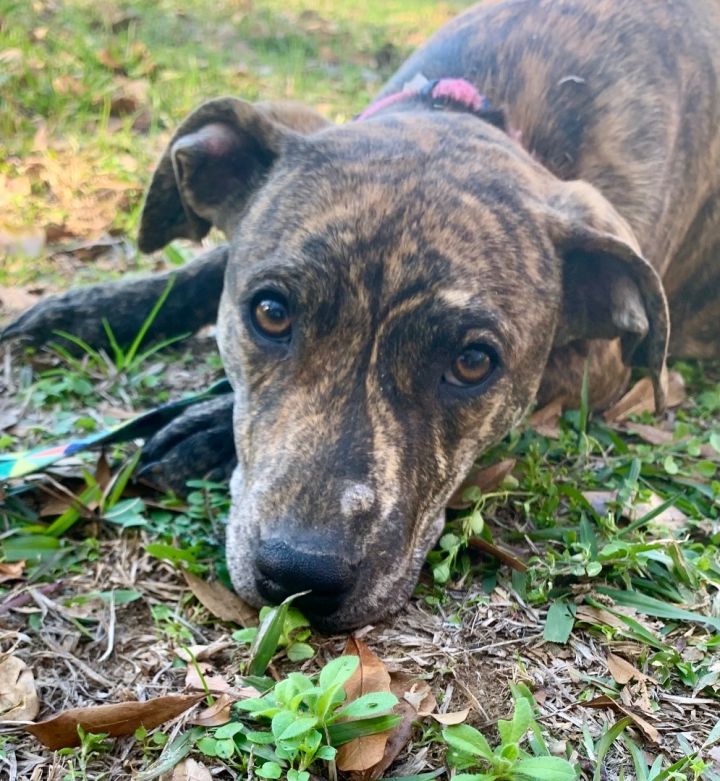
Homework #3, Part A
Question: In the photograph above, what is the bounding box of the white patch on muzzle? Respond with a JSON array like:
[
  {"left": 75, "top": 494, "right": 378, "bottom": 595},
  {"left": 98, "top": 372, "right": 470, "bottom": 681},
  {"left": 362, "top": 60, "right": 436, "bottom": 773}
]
[{"left": 340, "top": 482, "right": 375, "bottom": 518}]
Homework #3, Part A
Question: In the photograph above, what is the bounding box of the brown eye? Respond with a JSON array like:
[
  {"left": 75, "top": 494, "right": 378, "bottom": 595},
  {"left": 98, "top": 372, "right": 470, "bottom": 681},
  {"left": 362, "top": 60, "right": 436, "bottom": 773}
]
[
  {"left": 251, "top": 293, "right": 292, "bottom": 341},
  {"left": 444, "top": 345, "right": 495, "bottom": 387}
]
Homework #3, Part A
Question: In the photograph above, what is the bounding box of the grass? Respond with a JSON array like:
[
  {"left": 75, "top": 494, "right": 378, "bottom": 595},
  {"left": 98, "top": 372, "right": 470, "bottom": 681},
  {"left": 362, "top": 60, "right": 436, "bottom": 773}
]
[{"left": 1, "top": 1, "right": 719, "bottom": 780}]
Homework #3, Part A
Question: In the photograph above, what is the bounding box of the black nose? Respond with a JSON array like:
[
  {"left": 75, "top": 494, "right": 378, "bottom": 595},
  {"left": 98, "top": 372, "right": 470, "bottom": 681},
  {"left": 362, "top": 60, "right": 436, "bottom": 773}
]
[{"left": 255, "top": 538, "right": 354, "bottom": 613}]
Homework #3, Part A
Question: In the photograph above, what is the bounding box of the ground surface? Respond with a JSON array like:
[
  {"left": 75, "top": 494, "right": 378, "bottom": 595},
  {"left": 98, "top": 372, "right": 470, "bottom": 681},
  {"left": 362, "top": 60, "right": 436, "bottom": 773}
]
[{"left": 0, "top": 2, "right": 719, "bottom": 780}]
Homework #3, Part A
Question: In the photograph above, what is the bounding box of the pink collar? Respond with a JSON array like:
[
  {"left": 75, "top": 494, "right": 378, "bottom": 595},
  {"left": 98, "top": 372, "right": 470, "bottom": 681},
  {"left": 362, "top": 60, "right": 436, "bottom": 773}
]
[{"left": 357, "top": 74, "right": 496, "bottom": 122}]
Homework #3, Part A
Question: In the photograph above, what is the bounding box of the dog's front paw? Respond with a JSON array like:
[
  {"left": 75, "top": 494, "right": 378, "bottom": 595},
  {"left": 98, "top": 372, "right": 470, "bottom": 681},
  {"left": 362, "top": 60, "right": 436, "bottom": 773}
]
[
  {"left": 1, "top": 288, "right": 101, "bottom": 348},
  {"left": 137, "top": 394, "right": 236, "bottom": 494}
]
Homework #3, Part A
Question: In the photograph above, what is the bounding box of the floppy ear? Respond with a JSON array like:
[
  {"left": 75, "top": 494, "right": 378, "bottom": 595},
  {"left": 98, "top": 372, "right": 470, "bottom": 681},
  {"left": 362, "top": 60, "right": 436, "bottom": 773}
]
[
  {"left": 138, "top": 98, "right": 330, "bottom": 253},
  {"left": 547, "top": 180, "right": 670, "bottom": 411}
]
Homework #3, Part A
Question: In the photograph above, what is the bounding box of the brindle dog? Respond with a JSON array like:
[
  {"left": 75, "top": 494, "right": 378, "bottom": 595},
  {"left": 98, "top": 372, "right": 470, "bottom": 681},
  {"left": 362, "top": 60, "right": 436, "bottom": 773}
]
[{"left": 4, "top": 0, "right": 720, "bottom": 631}]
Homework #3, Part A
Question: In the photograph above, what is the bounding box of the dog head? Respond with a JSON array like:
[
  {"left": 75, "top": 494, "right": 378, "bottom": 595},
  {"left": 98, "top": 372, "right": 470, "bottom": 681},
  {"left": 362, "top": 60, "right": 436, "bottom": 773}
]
[{"left": 139, "top": 97, "right": 668, "bottom": 631}]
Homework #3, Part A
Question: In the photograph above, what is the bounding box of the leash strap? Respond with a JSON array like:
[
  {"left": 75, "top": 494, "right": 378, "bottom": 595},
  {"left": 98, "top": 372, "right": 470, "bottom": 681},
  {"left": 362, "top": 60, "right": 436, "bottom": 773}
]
[{"left": 0, "top": 378, "right": 231, "bottom": 481}]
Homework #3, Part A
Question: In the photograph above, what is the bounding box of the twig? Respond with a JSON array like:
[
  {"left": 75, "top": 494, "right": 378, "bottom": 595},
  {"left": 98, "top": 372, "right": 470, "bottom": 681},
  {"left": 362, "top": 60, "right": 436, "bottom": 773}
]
[{"left": 0, "top": 581, "right": 63, "bottom": 616}]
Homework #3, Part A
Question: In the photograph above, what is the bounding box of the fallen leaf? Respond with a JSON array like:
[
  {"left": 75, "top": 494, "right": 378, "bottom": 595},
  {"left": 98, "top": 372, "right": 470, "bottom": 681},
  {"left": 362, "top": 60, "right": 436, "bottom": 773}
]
[
  {"left": 448, "top": 458, "right": 516, "bottom": 509},
  {"left": 174, "top": 639, "right": 233, "bottom": 663},
  {"left": 576, "top": 605, "right": 628, "bottom": 632},
  {"left": 529, "top": 398, "right": 563, "bottom": 438},
  {"left": 468, "top": 537, "right": 527, "bottom": 572},
  {"left": 349, "top": 673, "right": 436, "bottom": 780},
  {"left": 396, "top": 679, "right": 436, "bottom": 717},
  {"left": 432, "top": 708, "right": 470, "bottom": 725},
  {"left": 0, "top": 398, "right": 21, "bottom": 432},
  {"left": 580, "top": 695, "right": 659, "bottom": 743},
  {"left": 0, "top": 284, "right": 41, "bottom": 312},
  {"left": 183, "top": 571, "right": 257, "bottom": 626},
  {"left": 582, "top": 489, "right": 687, "bottom": 531},
  {"left": 109, "top": 78, "right": 149, "bottom": 116},
  {"left": 351, "top": 701, "right": 415, "bottom": 781},
  {"left": 604, "top": 371, "right": 686, "bottom": 423},
  {"left": 575, "top": 605, "right": 662, "bottom": 643},
  {"left": 0, "top": 561, "right": 26, "bottom": 584},
  {"left": 0, "top": 655, "right": 39, "bottom": 721},
  {"left": 189, "top": 694, "right": 234, "bottom": 727},
  {"left": 97, "top": 48, "right": 124, "bottom": 73},
  {"left": 336, "top": 638, "right": 393, "bottom": 773},
  {"left": 26, "top": 694, "right": 203, "bottom": 749},
  {"left": 95, "top": 452, "right": 112, "bottom": 491},
  {"left": 172, "top": 758, "right": 213, "bottom": 781},
  {"left": 607, "top": 653, "right": 653, "bottom": 686},
  {"left": 184, "top": 663, "right": 231, "bottom": 694},
  {"left": 624, "top": 422, "right": 674, "bottom": 445}
]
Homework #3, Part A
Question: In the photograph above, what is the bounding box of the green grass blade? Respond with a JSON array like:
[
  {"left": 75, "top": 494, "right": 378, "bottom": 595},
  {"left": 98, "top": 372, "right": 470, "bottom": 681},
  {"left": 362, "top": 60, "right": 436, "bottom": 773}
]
[
  {"left": 597, "top": 587, "right": 720, "bottom": 631},
  {"left": 46, "top": 482, "right": 102, "bottom": 537},
  {"left": 131, "top": 332, "right": 192, "bottom": 368},
  {"left": 134, "top": 727, "right": 204, "bottom": 781},
  {"left": 102, "top": 317, "right": 126, "bottom": 369},
  {"left": 103, "top": 449, "right": 142, "bottom": 511},
  {"left": 51, "top": 330, "right": 104, "bottom": 366},
  {"left": 248, "top": 591, "right": 309, "bottom": 675},
  {"left": 124, "top": 275, "right": 176, "bottom": 367},
  {"left": 593, "top": 718, "right": 631, "bottom": 781}
]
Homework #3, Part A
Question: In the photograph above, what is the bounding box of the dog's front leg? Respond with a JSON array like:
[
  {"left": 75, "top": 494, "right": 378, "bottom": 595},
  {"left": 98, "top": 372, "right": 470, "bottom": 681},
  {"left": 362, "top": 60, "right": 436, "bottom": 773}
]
[
  {"left": 1, "top": 245, "right": 229, "bottom": 353},
  {"left": 137, "top": 393, "right": 235, "bottom": 493}
]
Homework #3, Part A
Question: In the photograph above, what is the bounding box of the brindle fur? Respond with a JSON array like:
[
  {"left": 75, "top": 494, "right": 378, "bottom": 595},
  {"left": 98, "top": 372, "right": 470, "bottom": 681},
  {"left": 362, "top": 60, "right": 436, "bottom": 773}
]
[{"left": 3, "top": 0, "right": 719, "bottom": 631}]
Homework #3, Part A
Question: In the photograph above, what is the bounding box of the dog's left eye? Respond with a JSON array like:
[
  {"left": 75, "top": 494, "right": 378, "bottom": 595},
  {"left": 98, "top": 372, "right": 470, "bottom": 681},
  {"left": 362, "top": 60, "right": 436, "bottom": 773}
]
[
  {"left": 250, "top": 292, "right": 292, "bottom": 341},
  {"left": 443, "top": 344, "right": 497, "bottom": 387}
]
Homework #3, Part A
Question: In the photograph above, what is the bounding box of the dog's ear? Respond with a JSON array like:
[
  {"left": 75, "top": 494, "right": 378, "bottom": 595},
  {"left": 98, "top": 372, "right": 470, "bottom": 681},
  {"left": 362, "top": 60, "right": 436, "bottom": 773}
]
[
  {"left": 138, "top": 98, "right": 330, "bottom": 253},
  {"left": 547, "top": 180, "right": 670, "bottom": 410}
]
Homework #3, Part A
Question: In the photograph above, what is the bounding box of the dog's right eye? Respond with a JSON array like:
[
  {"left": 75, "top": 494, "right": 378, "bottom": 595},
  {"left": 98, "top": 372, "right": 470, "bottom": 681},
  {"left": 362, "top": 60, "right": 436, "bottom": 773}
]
[{"left": 250, "top": 292, "right": 292, "bottom": 342}]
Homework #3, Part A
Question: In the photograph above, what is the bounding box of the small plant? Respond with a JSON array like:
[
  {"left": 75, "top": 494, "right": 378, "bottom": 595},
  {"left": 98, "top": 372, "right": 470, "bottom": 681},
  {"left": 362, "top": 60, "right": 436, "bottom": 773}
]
[
  {"left": 443, "top": 691, "right": 576, "bottom": 781},
  {"left": 58, "top": 725, "right": 112, "bottom": 781},
  {"left": 198, "top": 655, "right": 400, "bottom": 780},
  {"left": 233, "top": 605, "right": 315, "bottom": 662}
]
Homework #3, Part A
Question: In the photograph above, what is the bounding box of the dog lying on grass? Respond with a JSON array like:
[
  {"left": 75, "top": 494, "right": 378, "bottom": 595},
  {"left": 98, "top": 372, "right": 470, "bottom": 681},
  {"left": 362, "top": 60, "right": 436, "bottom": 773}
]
[{"left": 4, "top": 0, "right": 719, "bottom": 631}]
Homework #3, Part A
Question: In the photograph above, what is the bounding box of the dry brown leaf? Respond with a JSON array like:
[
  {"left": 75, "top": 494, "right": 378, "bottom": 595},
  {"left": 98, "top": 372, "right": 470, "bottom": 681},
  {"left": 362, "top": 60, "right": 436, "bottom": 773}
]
[
  {"left": 604, "top": 371, "right": 686, "bottom": 423},
  {"left": 529, "top": 398, "right": 563, "bottom": 438},
  {"left": 0, "top": 561, "right": 26, "bottom": 584},
  {"left": 171, "top": 758, "right": 213, "bottom": 781},
  {"left": 348, "top": 672, "right": 436, "bottom": 780},
  {"left": 175, "top": 639, "right": 233, "bottom": 663},
  {"left": 432, "top": 708, "right": 470, "bottom": 725},
  {"left": 395, "top": 678, "right": 436, "bottom": 717},
  {"left": 575, "top": 605, "right": 662, "bottom": 644},
  {"left": 336, "top": 638, "right": 393, "bottom": 773},
  {"left": 109, "top": 78, "right": 149, "bottom": 116},
  {"left": 468, "top": 537, "right": 527, "bottom": 572},
  {"left": 95, "top": 452, "right": 112, "bottom": 491},
  {"left": 184, "top": 663, "right": 231, "bottom": 694},
  {"left": 189, "top": 694, "right": 234, "bottom": 727},
  {"left": 624, "top": 422, "right": 675, "bottom": 445},
  {"left": 582, "top": 489, "right": 687, "bottom": 531},
  {"left": 631, "top": 494, "right": 688, "bottom": 531},
  {"left": 183, "top": 571, "right": 257, "bottom": 626},
  {"left": 580, "top": 695, "right": 659, "bottom": 743},
  {"left": 26, "top": 693, "right": 202, "bottom": 749},
  {"left": 96, "top": 48, "right": 124, "bottom": 73},
  {"left": 607, "top": 653, "right": 653, "bottom": 685},
  {"left": 448, "top": 458, "right": 516, "bottom": 509},
  {"left": 0, "top": 655, "right": 39, "bottom": 721},
  {"left": 0, "top": 284, "right": 41, "bottom": 312},
  {"left": 351, "top": 701, "right": 415, "bottom": 781}
]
